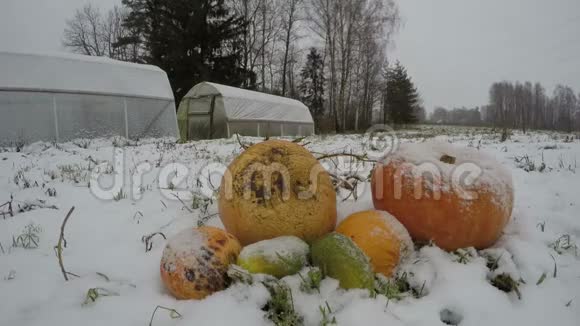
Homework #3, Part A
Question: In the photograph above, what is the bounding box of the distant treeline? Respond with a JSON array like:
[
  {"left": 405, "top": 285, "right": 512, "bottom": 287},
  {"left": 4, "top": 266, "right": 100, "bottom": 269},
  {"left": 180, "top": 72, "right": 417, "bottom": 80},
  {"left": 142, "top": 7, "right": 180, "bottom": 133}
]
[{"left": 430, "top": 82, "right": 580, "bottom": 132}]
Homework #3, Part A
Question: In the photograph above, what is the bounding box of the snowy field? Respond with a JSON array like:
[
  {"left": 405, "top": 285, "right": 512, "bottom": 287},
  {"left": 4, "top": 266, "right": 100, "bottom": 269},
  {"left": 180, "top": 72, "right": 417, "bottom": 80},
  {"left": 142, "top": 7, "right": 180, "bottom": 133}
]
[{"left": 1, "top": 126, "right": 580, "bottom": 326}]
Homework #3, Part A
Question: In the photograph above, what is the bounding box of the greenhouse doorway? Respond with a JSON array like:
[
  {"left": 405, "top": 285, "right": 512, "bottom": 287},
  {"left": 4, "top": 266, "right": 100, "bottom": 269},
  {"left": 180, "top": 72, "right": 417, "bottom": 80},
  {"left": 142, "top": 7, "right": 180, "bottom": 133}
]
[{"left": 185, "top": 95, "right": 217, "bottom": 140}]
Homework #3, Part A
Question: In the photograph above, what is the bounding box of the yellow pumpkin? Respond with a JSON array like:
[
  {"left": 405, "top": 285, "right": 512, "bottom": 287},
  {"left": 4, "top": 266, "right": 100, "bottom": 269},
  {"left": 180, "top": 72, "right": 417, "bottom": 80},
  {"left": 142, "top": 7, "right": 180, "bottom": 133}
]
[
  {"left": 160, "top": 226, "right": 241, "bottom": 300},
  {"left": 336, "top": 210, "right": 413, "bottom": 276},
  {"left": 218, "top": 140, "right": 336, "bottom": 245}
]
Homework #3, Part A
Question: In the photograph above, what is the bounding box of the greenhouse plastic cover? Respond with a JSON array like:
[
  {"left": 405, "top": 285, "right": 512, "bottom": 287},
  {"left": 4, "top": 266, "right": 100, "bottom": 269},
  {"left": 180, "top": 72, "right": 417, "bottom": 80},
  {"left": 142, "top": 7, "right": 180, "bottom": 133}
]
[
  {"left": 0, "top": 51, "right": 174, "bottom": 100},
  {"left": 184, "top": 82, "right": 314, "bottom": 123},
  {"left": 0, "top": 51, "right": 178, "bottom": 144}
]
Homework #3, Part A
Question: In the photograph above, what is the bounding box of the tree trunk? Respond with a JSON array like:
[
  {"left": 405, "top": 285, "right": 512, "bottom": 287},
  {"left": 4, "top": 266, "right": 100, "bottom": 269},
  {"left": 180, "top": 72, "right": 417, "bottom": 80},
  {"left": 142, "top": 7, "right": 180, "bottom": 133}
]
[
  {"left": 281, "top": 1, "right": 297, "bottom": 97},
  {"left": 261, "top": 0, "right": 266, "bottom": 91}
]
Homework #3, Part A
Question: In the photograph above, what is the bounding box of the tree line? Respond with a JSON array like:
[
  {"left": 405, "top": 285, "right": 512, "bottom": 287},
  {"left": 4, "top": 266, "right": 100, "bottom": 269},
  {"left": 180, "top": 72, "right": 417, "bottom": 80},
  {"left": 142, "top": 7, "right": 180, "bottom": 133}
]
[
  {"left": 62, "top": 0, "right": 422, "bottom": 133},
  {"left": 429, "top": 82, "right": 580, "bottom": 133},
  {"left": 487, "top": 82, "right": 579, "bottom": 133}
]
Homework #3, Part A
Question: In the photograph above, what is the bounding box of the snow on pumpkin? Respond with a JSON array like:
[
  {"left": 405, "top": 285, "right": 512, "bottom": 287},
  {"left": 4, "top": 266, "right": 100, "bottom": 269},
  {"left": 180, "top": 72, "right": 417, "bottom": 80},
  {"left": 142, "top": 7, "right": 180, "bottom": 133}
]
[{"left": 371, "top": 141, "right": 514, "bottom": 251}]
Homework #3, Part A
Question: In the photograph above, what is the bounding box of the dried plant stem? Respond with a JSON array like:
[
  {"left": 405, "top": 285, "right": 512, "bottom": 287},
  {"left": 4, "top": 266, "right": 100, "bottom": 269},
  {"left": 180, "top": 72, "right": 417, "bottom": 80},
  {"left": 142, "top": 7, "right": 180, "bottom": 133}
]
[
  {"left": 0, "top": 195, "right": 14, "bottom": 218},
  {"left": 149, "top": 305, "right": 182, "bottom": 326},
  {"left": 236, "top": 133, "right": 249, "bottom": 150},
  {"left": 171, "top": 194, "right": 193, "bottom": 213},
  {"left": 142, "top": 232, "right": 167, "bottom": 252},
  {"left": 55, "top": 207, "right": 77, "bottom": 281}
]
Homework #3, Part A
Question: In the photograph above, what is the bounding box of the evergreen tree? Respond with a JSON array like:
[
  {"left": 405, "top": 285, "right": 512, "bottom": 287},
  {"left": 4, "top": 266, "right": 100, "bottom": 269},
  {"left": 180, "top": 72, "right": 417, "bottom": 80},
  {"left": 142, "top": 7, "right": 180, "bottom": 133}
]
[
  {"left": 120, "top": 0, "right": 254, "bottom": 103},
  {"left": 384, "top": 62, "right": 420, "bottom": 125},
  {"left": 299, "top": 48, "right": 325, "bottom": 130}
]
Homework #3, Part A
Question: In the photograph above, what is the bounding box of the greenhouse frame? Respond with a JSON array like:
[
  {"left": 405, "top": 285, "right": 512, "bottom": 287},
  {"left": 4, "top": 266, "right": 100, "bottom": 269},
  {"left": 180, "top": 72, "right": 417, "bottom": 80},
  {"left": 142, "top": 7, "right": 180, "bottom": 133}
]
[
  {"left": 177, "top": 82, "right": 315, "bottom": 140},
  {"left": 0, "top": 51, "right": 179, "bottom": 145}
]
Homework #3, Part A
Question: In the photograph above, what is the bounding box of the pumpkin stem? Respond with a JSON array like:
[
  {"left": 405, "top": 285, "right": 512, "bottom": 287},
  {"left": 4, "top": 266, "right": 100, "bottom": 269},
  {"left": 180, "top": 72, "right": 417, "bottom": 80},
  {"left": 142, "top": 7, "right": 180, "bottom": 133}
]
[{"left": 440, "top": 154, "right": 456, "bottom": 164}]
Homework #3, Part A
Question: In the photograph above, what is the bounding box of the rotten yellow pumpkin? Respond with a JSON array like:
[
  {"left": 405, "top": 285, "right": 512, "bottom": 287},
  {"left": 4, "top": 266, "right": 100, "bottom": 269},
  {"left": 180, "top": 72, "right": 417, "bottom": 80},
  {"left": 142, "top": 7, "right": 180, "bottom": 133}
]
[
  {"left": 218, "top": 140, "right": 337, "bottom": 245},
  {"left": 160, "top": 226, "right": 241, "bottom": 300}
]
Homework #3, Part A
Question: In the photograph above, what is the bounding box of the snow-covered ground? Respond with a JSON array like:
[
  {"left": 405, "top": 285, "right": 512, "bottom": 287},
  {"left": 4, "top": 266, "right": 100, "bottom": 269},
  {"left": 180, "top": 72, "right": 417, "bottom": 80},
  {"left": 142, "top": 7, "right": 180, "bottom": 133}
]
[{"left": 1, "top": 126, "right": 579, "bottom": 326}]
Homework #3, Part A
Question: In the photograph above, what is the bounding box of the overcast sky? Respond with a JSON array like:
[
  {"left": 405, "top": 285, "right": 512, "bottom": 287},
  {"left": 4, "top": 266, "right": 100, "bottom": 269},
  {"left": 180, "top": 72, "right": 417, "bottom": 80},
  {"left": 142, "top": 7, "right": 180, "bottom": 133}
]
[{"left": 1, "top": 0, "right": 579, "bottom": 111}]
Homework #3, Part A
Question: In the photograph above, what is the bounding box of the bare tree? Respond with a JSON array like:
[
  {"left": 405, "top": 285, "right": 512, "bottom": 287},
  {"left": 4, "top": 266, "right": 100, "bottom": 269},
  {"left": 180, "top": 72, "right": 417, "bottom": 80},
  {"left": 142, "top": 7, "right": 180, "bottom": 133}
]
[
  {"left": 63, "top": 4, "right": 104, "bottom": 56},
  {"left": 280, "top": 0, "right": 303, "bottom": 96},
  {"left": 354, "top": 0, "right": 398, "bottom": 130},
  {"left": 63, "top": 4, "right": 138, "bottom": 62},
  {"left": 577, "top": 92, "right": 580, "bottom": 131},
  {"left": 309, "top": 0, "right": 339, "bottom": 130},
  {"left": 553, "top": 85, "right": 577, "bottom": 132},
  {"left": 308, "top": 0, "right": 399, "bottom": 132},
  {"left": 532, "top": 83, "right": 546, "bottom": 130}
]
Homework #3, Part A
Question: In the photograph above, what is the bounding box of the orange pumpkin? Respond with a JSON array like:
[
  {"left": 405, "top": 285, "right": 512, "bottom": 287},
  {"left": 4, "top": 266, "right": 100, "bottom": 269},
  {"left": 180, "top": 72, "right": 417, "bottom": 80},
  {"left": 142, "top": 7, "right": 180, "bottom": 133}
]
[
  {"left": 160, "top": 226, "right": 241, "bottom": 300},
  {"left": 219, "top": 140, "right": 336, "bottom": 245},
  {"left": 336, "top": 210, "right": 413, "bottom": 276},
  {"left": 371, "top": 141, "right": 514, "bottom": 251}
]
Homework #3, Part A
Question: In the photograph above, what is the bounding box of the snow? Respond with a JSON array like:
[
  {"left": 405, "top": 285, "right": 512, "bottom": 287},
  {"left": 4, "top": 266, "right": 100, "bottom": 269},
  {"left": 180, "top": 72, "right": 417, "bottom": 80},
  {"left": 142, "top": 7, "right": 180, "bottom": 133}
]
[
  {"left": 383, "top": 140, "right": 514, "bottom": 210},
  {"left": 164, "top": 228, "right": 206, "bottom": 255},
  {"left": 161, "top": 228, "right": 206, "bottom": 274},
  {"left": 238, "top": 236, "right": 309, "bottom": 265},
  {"left": 1, "top": 126, "right": 580, "bottom": 325}
]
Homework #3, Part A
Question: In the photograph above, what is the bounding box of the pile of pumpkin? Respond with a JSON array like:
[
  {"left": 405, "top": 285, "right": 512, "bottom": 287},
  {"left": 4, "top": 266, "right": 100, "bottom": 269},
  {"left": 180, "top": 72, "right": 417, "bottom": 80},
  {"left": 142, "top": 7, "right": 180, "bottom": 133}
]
[{"left": 160, "top": 140, "right": 514, "bottom": 300}]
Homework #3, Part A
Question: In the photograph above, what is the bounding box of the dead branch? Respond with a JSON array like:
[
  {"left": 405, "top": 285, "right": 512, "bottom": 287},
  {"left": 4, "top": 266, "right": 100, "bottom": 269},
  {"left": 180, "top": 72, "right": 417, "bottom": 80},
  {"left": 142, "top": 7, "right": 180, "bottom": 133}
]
[
  {"left": 313, "top": 151, "right": 376, "bottom": 163},
  {"left": 329, "top": 173, "right": 367, "bottom": 202},
  {"left": 55, "top": 207, "right": 78, "bottom": 281}
]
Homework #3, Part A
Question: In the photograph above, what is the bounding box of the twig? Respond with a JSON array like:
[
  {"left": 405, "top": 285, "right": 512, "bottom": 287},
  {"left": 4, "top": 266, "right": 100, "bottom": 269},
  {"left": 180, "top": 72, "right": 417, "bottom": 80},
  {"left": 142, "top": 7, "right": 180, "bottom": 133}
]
[
  {"left": 292, "top": 136, "right": 307, "bottom": 143},
  {"left": 171, "top": 194, "right": 193, "bottom": 213},
  {"left": 133, "top": 211, "right": 143, "bottom": 223},
  {"left": 197, "top": 213, "right": 220, "bottom": 227},
  {"left": 55, "top": 207, "right": 76, "bottom": 281},
  {"left": 149, "top": 306, "right": 182, "bottom": 326},
  {"left": 313, "top": 151, "right": 375, "bottom": 163},
  {"left": 0, "top": 195, "right": 14, "bottom": 218},
  {"left": 96, "top": 272, "right": 110, "bottom": 282},
  {"left": 329, "top": 172, "right": 366, "bottom": 201}
]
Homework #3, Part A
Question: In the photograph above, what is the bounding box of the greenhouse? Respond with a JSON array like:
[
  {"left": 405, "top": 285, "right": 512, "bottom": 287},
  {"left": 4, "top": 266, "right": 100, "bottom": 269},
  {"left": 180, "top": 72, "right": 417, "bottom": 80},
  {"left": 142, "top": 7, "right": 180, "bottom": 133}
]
[
  {"left": 177, "top": 82, "right": 315, "bottom": 140},
  {"left": 0, "top": 51, "right": 178, "bottom": 145}
]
